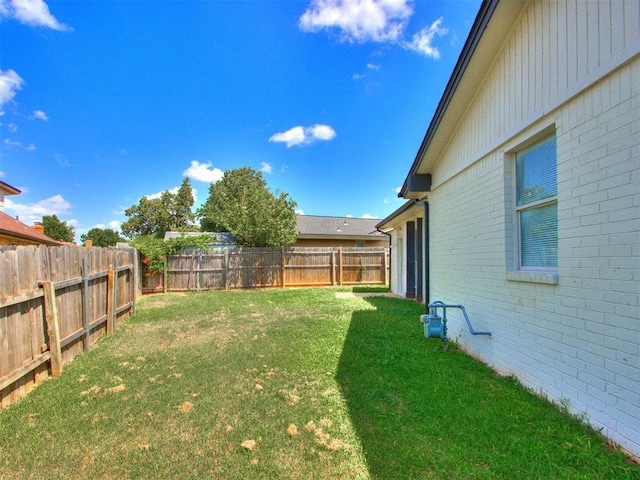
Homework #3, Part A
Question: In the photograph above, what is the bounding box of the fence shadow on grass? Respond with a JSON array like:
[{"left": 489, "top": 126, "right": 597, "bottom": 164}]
[{"left": 335, "top": 296, "right": 637, "bottom": 480}]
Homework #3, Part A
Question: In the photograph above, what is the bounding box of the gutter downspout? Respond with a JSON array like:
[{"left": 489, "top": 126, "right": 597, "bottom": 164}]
[
  {"left": 376, "top": 227, "right": 392, "bottom": 291},
  {"left": 423, "top": 201, "right": 429, "bottom": 308}
]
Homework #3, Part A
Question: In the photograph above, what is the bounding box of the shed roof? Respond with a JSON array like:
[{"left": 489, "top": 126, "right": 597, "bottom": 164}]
[{"left": 296, "top": 215, "right": 384, "bottom": 239}]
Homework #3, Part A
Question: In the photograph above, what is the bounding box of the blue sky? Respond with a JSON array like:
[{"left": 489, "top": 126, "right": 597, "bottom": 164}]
[{"left": 1, "top": 0, "right": 481, "bottom": 240}]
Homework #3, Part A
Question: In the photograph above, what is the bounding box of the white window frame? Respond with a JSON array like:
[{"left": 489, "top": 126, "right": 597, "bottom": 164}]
[
  {"left": 505, "top": 130, "right": 559, "bottom": 284},
  {"left": 515, "top": 133, "right": 558, "bottom": 271}
]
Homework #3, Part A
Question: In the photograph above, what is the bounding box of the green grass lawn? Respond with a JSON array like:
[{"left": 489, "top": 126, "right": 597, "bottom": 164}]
[{"left": 0, "top": 288, "right": 638, "bottom": 479}]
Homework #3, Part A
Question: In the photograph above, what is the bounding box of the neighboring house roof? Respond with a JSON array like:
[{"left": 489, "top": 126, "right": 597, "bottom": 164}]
[
  {"left": 0, "top": 211, "right": 61, "bottom": 246},
  {"left": 296, "top": 215, "right": 385, "bottom": 240},
  {"left": 375, "top": 200, "right": 425, "bottom": 231},
  {"left": 163, "top": 231, "right": 237, "bottom": 245},
  {"left": 0, "top": 180, "right": 21, "bottom": 196}
]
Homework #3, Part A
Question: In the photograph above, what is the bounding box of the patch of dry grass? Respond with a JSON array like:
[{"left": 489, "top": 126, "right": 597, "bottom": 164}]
[{"left": 0, "top": 288, "right": 636, "bottom": 480}]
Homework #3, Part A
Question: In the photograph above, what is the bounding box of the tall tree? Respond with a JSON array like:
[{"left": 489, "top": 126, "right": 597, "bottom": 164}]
[
  {"left": 120, "top": 177, "right": 197, "bottom": 239},
  {"left": 120, "top": 196, "right": 166, "bottom": 239},
  {"left": 197, "top": 167, "right": 298, "bottom": 247},
  {"left": 80, "top": 228, "right": 125, "bottom": 247},
  {"left": 172, "top": 177, "right": 196, "bottom": 230},
  {"left": 42, "top": 215, "right": 75, "bottom": 243}
]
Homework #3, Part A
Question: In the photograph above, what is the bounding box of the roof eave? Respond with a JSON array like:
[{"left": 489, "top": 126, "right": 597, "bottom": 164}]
[{"left": 400, "top": 0, "right": 526, "bottom": 199}]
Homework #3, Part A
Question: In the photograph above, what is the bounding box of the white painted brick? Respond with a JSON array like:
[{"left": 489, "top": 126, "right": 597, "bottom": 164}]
[
  {"left": 603, "top": 336, "right": 638, "bottom": 355},
  {"left": 607, "top": 384, "right": 640, "bottom": 406},
  {"left": 609, "top": 280, "right": 640, "bottom": 295},
  {"left": 412, "top": 8, "right": 640, "bottom": 456}
]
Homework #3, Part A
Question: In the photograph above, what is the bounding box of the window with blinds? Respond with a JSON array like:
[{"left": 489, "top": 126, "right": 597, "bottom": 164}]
[{"left": 515, "top": 134, "right": 558, "bottom": 269}]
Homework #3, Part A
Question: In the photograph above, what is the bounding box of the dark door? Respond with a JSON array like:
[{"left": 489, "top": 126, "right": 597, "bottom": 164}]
[{"left": 406, "top": 221, "right": 416, "bottom": 298}]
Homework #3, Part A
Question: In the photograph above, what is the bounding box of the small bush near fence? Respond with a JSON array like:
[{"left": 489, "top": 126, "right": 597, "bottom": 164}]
[
  {"left": 0, "top": 245, "right": 138, "bottom": 409},
  {"left": 143, "top": 247, "right": 390, "bottom": 293}
]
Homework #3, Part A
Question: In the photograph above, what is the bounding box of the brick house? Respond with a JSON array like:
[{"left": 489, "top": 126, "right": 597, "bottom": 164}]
[
  {"left": 0, "top": 181, "right": 60, "bottom": 246},
  {"left": 377, "top": 0, "right": 639, "bottom": 457}
]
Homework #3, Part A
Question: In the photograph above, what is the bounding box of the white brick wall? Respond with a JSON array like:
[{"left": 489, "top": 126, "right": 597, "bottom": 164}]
[{"left": 427, "top": 57, "right": 639, "bottom": 456}]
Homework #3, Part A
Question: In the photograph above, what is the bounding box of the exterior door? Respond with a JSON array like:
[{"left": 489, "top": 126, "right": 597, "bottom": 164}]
[{"left": 406, "top": 221, "right": 416, "bottom": 298}]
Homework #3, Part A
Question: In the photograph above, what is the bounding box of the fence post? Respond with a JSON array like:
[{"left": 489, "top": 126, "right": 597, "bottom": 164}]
[
  {"left": 41, "top": 281, "right": 63, "bottom": 377},
  {"left": 224, "top": 250, "right": 229, "bottom": 290},
  {"left": 163, "top": 257, "right": 168, "bottom": 293},
  {"left": 331, "top": 250, "right": 336, "bottom": 286},
  {"left": 81, "top": 258, "right": 91, "bottom": 351},
  {"left": 281, "top": 248, "right": 286, "bottom": 288},
  {"left": 114, "top": 259, "right": 120, "bottom": 329},
  {"left": 338, "top": 247, "right": 343, "bottom": 286},
  {"left": 131, "top": 249, "right": 137, "bottom": 314},
  {"left": 106, "top": 264, "right": 115, "bottom": 334}
]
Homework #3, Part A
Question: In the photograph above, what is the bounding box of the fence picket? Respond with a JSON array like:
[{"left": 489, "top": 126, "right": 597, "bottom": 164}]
[
  {"left": 0, "top": 245, "right": 137, "bottom": 408},
  {"left": 144, "top": 247, "right": 389, "bottom": 293}
]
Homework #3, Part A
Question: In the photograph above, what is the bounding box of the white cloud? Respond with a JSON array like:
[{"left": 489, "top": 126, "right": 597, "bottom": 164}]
[
  {"left": 299, "top": 0, "right": 412, "bottom": 43},
  {"left": 183, "top": 160, "right": 224, "bottom": 183},
  {"left": 0, "top": 170, "right": 5, "bottom": 178},
  {"left": 32, "top": 109, "right": 48, "bottom": 121},
  {"left": 367, "top": 63, "right": 380, "bottom": 70},
  {"left": 361, "top": 213, "right": 377, "bottom": 219},
  {"left": 144, "top": 186, "right": 198, "bottom": 205},
  {"left": 260, "top": 162, "right": 273, "bottom": 174},
  {"left": 54, "top": 154, "right": 69, "bottom": 167},
  {"left": 309, "top": 124, "right": 336, "bottom": 141},
  {"left": 4, "top": 138, "right": 22, "bottom": 148},
  {"left": 269, "top": 124, "right": 336, "bottom": 148},
  {"left": 269, "top": 126, "right": 305, "bottom": 147},
  {"left": 1, "top": 0, "right": 71, "bottom": 31},
  {"left": 26, "top": 143, "right": 35, "bottom": 151},
  {"left": 146, "top": 186, "right": 179, "bottom": 200},
  {"left": 7, "top": 123, "right": 17, "bottom": 132},
  {"left": 0, "top": 69, "right": 24, "bottom": 109},
  {"left": 5, "top": 194, "right": 72, "bottom": 224},
  {"left": 93, "top": 220, "right": 120, "bottom": 230},
  {"left": 295, "top": 209, "right": 305, "bottom": 215},
  {"left": 403, "top": 17, "right": 448, "bottom": 58}
]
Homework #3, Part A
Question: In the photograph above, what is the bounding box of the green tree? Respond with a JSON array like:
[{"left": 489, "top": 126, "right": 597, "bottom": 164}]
[
  {"left": 120, "top": 177, "right": 197, "bottom": 239},
  {"left": 197, "top": 167, "right": 298, "bottom": 247},
  {"left": 42, "top": 215, "right": 75, "bottom": 243},
  {"left": 121, "top": 196, "right": 166, "bottom": 239},
  {"left": 131, "top": 234, "right": 213, "bottom": 274},
  {"left": 173, "top": 177, "right": 196, "bottom": 230},
  {"left": 80, "top": 228, "right": 125, "bottom": 247}
]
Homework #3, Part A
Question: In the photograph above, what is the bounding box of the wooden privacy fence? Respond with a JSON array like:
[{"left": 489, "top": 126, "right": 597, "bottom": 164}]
[
  {"left": 143, "top": 247, "right": 390, "bottom": 293},
  {"left": 0, "top": 245, "right": 138, "bottom": 408}
]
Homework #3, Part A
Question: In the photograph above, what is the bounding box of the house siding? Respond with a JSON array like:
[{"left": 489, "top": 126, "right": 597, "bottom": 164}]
[
  {"left": 294, "top": 238, "right": 388, "bottom": 248},
  {"left": 426, "top": 0, "right": 639, "bottom": 457}
]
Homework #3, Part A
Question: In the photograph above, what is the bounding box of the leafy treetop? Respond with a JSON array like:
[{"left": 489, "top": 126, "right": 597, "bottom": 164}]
[
  {"left": 80, "top": 228, "right": 125, "bottom": 247},
  {"left": 121, "top": 177, "right": 197, "bottom": 239},
  {"left": 42, "top": 215, "right": 75, "bottom": 243},
  {"left": 197, "top": 167, "right": 297, "bottom": 247}
]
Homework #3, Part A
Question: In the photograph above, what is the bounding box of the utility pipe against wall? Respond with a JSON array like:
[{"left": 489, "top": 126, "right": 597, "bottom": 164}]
[{"left": 428, "top": 301, "right": 492, "bottom": 336}]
